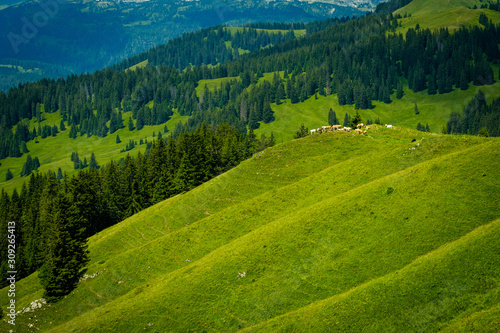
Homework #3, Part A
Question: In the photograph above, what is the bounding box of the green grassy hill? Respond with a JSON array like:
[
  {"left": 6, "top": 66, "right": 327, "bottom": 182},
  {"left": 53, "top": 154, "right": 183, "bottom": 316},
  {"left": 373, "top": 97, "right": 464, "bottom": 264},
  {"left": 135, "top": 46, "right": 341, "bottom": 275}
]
[
  {"left": 2, "top": 126, "right": 499, "bottom": 332},
  {"left": 395, "top": 0, "right": 494, "bottom": 16},
  {"left": 255, "top": 68, "right": 500, "bottom": 143},
  {"left": 0, "top": 109, "right": 188, "bottom": 194},
  {"left": 394, "top": 0, "right": 500, "bottom": 32}
]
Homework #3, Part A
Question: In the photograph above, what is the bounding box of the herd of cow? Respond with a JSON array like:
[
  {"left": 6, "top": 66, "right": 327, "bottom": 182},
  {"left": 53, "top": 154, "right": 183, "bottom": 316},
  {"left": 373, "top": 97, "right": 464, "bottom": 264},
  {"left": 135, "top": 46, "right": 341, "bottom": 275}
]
[
  {"left": 310, "top": 123, "right": 394, "bottom": 135},
  {"left": 310, "top": 123, "right": 371, "bottom": 135}
]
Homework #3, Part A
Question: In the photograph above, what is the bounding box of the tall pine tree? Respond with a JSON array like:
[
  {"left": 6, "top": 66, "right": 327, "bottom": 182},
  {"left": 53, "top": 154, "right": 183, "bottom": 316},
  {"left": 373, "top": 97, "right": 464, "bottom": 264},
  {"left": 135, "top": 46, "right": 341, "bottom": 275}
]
[{"left": 38, "top": 191, "right": 89, "bottom": 302}]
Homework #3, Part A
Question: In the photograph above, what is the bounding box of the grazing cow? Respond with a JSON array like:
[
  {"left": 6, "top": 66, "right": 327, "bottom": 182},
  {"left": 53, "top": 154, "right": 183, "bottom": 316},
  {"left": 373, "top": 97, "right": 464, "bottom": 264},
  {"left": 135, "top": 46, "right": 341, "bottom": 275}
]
[
  {"left": 385, "top": 124, "right": 393, "bottom": 128},
  {"left": 355, "top": 128, "right": 363, "bottom": 134},
  {"left": 343, "top": 127, "right": 352, "bottom": 132},
  {"left": 357, "top": 123, "right": 364, "bottom": 128},
  {"left": 365, "top": 126, "right": 371, "bottom": 129},
  {"left": 311, "top": 129, "right": 317, "bottom": 134},
  {"left": 332, "top": 125, "right": 342, "bottom": 130}
]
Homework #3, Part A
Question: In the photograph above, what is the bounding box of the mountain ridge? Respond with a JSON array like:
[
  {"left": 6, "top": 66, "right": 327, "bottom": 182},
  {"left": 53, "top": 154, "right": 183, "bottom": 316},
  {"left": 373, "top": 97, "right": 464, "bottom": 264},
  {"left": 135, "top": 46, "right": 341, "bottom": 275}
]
[{"left": 0, "top": 0, "right": 377, "bottom": 91}]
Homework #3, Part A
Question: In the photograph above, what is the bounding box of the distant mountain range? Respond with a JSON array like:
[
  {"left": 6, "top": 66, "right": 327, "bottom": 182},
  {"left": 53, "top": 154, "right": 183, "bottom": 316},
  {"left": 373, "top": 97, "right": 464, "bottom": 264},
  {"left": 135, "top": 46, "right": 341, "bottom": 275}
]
[{"left": 0, "top": 0, "right": 386, "bottom": 91}]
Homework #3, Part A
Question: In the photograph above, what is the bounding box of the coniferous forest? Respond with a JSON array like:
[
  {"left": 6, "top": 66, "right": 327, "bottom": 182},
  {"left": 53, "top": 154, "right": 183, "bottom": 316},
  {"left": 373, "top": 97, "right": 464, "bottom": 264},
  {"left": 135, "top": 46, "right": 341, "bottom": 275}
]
[{"left": 1, "top": 0, "right": 500, "bottom": 300}]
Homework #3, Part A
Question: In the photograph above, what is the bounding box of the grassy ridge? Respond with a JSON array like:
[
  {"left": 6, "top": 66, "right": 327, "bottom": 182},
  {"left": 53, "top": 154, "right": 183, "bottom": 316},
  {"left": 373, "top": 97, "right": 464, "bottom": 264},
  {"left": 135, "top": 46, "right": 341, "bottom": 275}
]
[
  {"left": 395, "top": 0, "right": 495, "bottom": 16},
  {"left": 2, "top": 127, "right": 499, "bottom": 332},
  {"left": 393, "top": 0, "right": 500, "bottom": 33},
  {"left": 125, "top": 59, "right": 148, "bottom": 72},
  {"left": 397, "top": 7, "right": 500, "bottom": 33}
]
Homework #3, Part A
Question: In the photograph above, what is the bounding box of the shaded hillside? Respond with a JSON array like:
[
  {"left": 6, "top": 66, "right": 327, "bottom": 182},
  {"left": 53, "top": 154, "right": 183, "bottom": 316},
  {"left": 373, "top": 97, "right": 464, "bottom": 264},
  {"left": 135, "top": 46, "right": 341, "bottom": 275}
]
[{"left": 2, "top": 127, "right": 499, "bottom": 331}]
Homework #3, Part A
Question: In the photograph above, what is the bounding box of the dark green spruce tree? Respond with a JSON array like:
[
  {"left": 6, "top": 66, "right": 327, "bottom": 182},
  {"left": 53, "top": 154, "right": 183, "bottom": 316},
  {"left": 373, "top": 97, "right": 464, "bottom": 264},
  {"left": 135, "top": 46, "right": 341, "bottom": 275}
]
[
  {"left": 6, "top": 169, "right": 13, "bottom": 181},
  {"left": 293, "top": 124, "right": 309, "bottom": 139},
  {"left": 128, "top": 117, "right": 135, "bottom": 131},
  {"left": 343, "top": 113, "right": 351, "bottom": 127},
  {"left": 328, "top": 108, "right": 339, "bottom": 126},
  {"left": 38, "top": 191, "right": 89, "bottom": 302},
  {"left": 89, "top": 153, "right": 99, "bottom": 170},
  {"left": 349, "top": 110, "right": 363, "bottom": 128}
]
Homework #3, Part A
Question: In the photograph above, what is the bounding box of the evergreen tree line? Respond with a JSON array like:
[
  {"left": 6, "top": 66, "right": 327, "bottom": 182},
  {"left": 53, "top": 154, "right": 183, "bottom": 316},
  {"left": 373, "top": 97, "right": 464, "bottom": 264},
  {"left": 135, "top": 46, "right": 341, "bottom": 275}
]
[
  {"left": 478, "top": 0, "right": 500, "bottom": 12},
  {"left": 416, "top": 122, "right": 431, "bottom": 132},
  {"left": 71, "top": 152, "right": 99, "bottom": 170},
  {"left": 231, "top": 28, "right": 296, "bottom": 53},
  {"left": 112, "top": 25, "right": 299, "bottom": 73},
  {"left": 20, "top": 154, "right": 41, "bottom": 177},
  {"left": 203, "top": 15, "right": 499, "bottom": 110},
  {"left": 0, "top": 122, "right": 275, "bottom": 288},
  {"left": 446, "top": 90, "right": 500, "bottom": 137},
  {"left": 0, "top": 115, "right": 63, "bottom": 159},
  {"left": 375, "top": 0, "right": 413, "bottom": 15},
  {"left": 2, "top": 171, "right": 89, "bottom": 302},
  {"left": 113, "top": 19, "right": 334, "bottom": 74},
  {"left": 2, "top": 12, "right": 499, "bottom": 162}
]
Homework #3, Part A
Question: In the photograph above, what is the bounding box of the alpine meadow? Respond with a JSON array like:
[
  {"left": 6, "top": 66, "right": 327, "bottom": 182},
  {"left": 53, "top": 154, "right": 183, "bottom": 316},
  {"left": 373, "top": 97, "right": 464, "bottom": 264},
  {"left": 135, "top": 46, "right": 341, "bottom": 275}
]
[{"left": 1, "top": 0, "right": 500, "bottom": 331}]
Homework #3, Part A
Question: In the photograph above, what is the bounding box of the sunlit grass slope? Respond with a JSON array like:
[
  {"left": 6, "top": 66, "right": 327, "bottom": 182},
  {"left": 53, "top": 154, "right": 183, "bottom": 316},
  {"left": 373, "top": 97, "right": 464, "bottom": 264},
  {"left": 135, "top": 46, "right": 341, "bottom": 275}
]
[
  {"left": 2, "top": 126, "right": 499, "bottom": 332},
  {"left": 245, "top": 218, "right": 500, "bottom": 332},
  {"left": 193, "top": 68, "right": 500, "bottom": 144},
  {"left": 397, "top": 7, "right": 500, "bottom": 33},
  {"left": 394, "top": 0, "right": 500, "bottom": 33},
  {"left": 125, "top": 59, "right": 148, "bottom": 72},
  {"left": 0, "top": 110, "right": 188, "bottom": 194},
  {"left": 224, "top": 27, "right": 307, "bottom": 38},
  {"left": 395, "top": 0, "right": 495, "bottom": 17},
  {"left": 255, "top": 76, "right": 500, "bottom": 143}
]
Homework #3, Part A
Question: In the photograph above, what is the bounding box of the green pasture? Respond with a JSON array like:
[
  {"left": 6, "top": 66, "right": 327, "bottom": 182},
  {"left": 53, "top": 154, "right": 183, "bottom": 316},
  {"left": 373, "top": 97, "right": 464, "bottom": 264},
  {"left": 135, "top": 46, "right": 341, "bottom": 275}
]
[
  {"left": 1, "top": 126, "right": 499, "bottom": 332},
  {"left": 224, "top": 27, "right": 307, "bottom": 37},
  {"left": 395, "top": 0, "right": 496, "bottom": 17},
  {"left": 396, "top": 7, "right": 500, "bottom": 33},
  {"left": 255, "top": 75, "right": 500, "bottom": 143},
  {"left": 125, "top": 59, "right": 148, "bottom": 72},
  {"left": 0, "top": 109, "right": 188, "bottom": 194}
]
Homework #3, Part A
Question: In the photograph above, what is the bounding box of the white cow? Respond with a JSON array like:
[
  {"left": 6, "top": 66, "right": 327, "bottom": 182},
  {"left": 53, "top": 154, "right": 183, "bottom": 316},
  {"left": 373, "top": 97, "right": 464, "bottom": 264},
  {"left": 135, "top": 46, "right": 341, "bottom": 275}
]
[{"left": 311, "top": 129, "right": 317, "bottom": 134}]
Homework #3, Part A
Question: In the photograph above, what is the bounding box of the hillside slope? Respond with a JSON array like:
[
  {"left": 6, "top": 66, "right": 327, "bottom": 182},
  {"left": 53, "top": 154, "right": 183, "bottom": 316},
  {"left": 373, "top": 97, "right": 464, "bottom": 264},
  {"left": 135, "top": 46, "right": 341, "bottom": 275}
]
[
  {"left": 394, "top": 0, "right": 500, "bottom": 32},
  {"left": 2, "top": 127, "right": 499, "bottom": 332},
  {"left": 245, "top": 217, "right": 500, "bottom": 332},
  {"left": 395, "top": 0, "right": 493, "bottom": 16}
]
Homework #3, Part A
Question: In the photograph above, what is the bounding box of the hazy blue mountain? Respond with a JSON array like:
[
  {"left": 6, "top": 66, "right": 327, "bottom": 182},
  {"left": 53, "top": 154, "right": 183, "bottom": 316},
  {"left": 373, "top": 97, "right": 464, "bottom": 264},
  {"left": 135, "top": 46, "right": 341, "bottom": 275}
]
[{"left": 0, "top": 0, "right": 386, "bottom": 91}]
